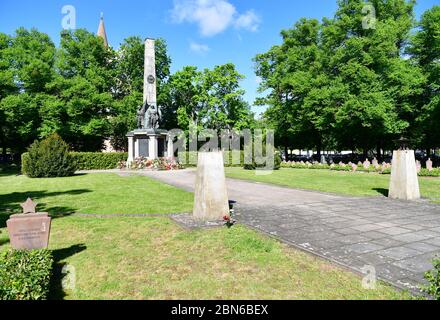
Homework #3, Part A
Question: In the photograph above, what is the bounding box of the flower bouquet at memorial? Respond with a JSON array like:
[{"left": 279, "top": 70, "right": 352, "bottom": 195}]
[{"left": 223, "top": 209, "right": 236, "bottom": 229}]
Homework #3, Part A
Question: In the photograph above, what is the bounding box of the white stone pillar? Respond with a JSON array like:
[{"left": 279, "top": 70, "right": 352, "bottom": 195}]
[
  {"left": 193, "top": 151, "right": 229, "bottom": 221},
  {"left": 149, "top": 136, "right": 157, "bottom": 160},
  {"left": 388, "top": 150, "right": 420, "bottom": 201},
  {"left": 167, "top": 135, "right": 174, "bottom": 159},
  {"left": 134, "top": 138, "right": 140, "bottom": 159},
  {"left": 127, "top": 136, "right": 134, "bottom": 167}
]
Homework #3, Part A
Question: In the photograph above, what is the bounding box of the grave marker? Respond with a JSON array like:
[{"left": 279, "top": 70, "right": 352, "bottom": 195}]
[{"left": 6, "top": 198, "right": 51, "bottom": 250}]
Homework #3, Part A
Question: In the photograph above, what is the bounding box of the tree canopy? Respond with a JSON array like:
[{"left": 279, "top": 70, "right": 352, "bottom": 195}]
[
  {"left": 255, "top": 0, "right": 438, "bottom": 157},
  {"left": 0, "top": 28, "right": 252, "bottom": 154}
]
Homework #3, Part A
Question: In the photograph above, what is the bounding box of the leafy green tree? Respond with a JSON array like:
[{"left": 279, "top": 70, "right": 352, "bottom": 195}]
[
  {"left": 255, "top": 18, "right": 337, "bottom": 157},
  {"left": 409, "top": 5, "right": 440, "bottom": 154},
  {"left": 256, "top": 0, "right": 424, "bottom": 158},
  {"left": 168, "top": 64, "right": 253, "bottom": 134},
  {"left": 327, "top": 0, "right": 424, "bottom": 155},
  {"left": 46, "top": 29, "right": 116, "bottom": 151},
  {"left": 0, "top": 28, "right": 56, "bottom": 154}
]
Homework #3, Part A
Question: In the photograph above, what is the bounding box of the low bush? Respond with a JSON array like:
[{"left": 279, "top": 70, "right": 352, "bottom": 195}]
[
  {"left": 72, "top": 152, "right": 127, "bottom": 170},
  {"left": 22, "top": 134, "right": 76, "bottom": 178},
  {"left": 423, "top": 257, "right": 440, "bottom": 300},
  {"left": 243, "top": 149, "right": 282, "bottom": 171},
  {"left": 0, "top": 249, "right": 53, "bottom": 300},
  {"left": 419, "top": 168, "right": 440, "bottom": 177}
]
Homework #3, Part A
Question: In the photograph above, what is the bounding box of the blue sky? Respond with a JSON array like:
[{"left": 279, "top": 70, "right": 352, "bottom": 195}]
[{"left": 0, "top": 0, "right": 438, "bottom": 115}]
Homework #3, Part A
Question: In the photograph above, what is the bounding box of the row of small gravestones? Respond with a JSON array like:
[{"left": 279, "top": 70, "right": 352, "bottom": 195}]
[
  {"left": 317, "top": 156, "right": 435, "bottom": 172},
  {"left": 5, "top": 198, "right": 51, "bottom": 250}
]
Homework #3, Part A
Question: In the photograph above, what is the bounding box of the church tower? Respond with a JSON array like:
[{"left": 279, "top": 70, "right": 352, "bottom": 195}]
[{"left": 97, "top": 13, "right": 108, "bottom": 48}]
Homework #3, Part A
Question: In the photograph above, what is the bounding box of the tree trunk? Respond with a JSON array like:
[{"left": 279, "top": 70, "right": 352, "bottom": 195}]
[{"left": 376, "top": 145, "right": 382, "bottom": 162}]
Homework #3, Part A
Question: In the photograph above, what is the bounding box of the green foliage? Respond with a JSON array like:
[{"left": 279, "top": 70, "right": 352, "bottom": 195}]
[
  {"left": 168, "top": 63, "right": 254, "bottom": 133},
  {"left": 0, "top": 249, "right": 53, "bottom": 300},
  {"left": 419, "top": 168, "right": 440, "bottom": 177},
  {"left": 422, "top": 257, "right": 440, "bottom": 300},
  {"left": 409, "top": 6, "right": 440, "bottom": 150},
  {"left": 23, "top": 151, "right": 127, "bottom": 171},
  {"left": 255, "top": 1, "right": 436, "bottom": 154},
  {"left": 243, "top": 150, "right": 282, "bottom": 170},
  {"left": 178, "top": 151, "right": 245, "bottom": 168},
  {"left": 72, "top": 152, "right": 128, "bottom": 170},
  {"left": 22, "top": 133, "right": 76, "bottom": 178}
]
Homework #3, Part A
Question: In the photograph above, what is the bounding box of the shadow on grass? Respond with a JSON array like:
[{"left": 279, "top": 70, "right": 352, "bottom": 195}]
[
  {"left": 0, "top": 237, "right": 9, "bottom": 246},
  {"left": 373, "top": 188, "right": 389, "bottom": 197},
  {"left": 0, "top": 165, "right": 20, "bottom": 177},
  {"left": 0, "top": 189, "right": 91, "bottom": 228},
  {"left": 49, "top": 244, "right": 87, "bottom": 300}
]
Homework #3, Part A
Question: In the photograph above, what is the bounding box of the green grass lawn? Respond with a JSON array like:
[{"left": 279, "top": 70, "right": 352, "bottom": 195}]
[
  {"left": 0, "top": 170, "right": 411, "bottom": 299},
  {"left": 0, "top": 215, "right": 410, "bottom": 300},
  {"left": 0, "top": 172, "right": 194, "bottom": 223},
  {"left": 225, "top": 167, "right": 440, "bottom": 201}
]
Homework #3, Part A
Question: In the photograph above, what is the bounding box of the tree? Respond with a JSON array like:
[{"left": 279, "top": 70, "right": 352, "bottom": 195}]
[
  {"left": 324, "top": 0, "right": 425, "bottom": 155},
  {"left": 167, "top": 63, "right": 253, "bottom": 135},
  {"left": 409, "top": 5, "right": 440, "bottom": 154},
  {"left": 0, "top": 28, "right": 56, "bottom": 154},
  {"left": 255, "top": 0, "right": 424, "bottom": 158},
  {"left": 46, "top": 29, "right": 116, "bottom": 151},
  {"left": 255, "top": 18, "right": 337, "bottom": 157}
]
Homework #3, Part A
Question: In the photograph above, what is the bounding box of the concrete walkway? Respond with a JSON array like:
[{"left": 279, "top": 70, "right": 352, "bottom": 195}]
[{"left": 131, "top": 169, "right": 440, "bottom": 293}]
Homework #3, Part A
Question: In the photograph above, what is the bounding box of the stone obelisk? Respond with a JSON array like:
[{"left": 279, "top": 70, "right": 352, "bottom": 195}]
[
  {"left": 193, "top": 151, "right": 229, "bottom": 221},
  {"left": 126, "top": 38, "right": 172, "bottom": 165},
  {"left": 143, "top": 38, "right": 157, "bottom": 107},
  {"left": 388, "top": 149, "right": 420, "bottom": 201}
]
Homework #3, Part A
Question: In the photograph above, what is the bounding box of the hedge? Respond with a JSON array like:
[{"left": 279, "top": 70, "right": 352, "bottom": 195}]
[
  {"left": 177, "top": 150, "right": 281, "bottom": 169},
  {"left": 71, "top": 152, "right": 128, "bottom": 170},
  {"left": 177, "top": 151, "right": 246, "bottom": 167},
  {"left": 0, "top": 249, "right": 53, "bottom": 300},
  {"left": 22, "top": 152, "right": 128, "bottom": 174}
]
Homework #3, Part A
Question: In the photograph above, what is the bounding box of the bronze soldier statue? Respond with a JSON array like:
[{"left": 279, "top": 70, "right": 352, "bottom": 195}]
[{"left": 137, "top": 100, "right": 162, "bottom": 129}]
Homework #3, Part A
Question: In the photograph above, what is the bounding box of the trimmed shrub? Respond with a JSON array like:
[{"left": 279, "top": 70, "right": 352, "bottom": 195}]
[
  {"left": 0, "top": 249, "right": 53, "bottom": 300},
  {"left": 419, "top": 168, "right": 440, "bottom": 177},
  {"left": 423, "top": 257, "right": 440, "bottom": 300},
  {"left": 72, "top": 152, "right": 127, "bottom": 170},
  {"left": 22, "top": 134, "right": 76, "bottom": 178}
]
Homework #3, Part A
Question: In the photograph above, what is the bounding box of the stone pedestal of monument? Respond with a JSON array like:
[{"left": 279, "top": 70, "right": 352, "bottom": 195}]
[
  {"left": 388, "top": 150, "right": 420, "bottom": 201},
  {"left": 126, "top": 129, "right": 173, "bottom": 166},
  {"left": 193, "top": 151, "right": 229, "bottom": 221}
]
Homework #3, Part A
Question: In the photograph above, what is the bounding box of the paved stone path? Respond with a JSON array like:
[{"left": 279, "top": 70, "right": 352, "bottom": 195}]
[{"left": 122, "top": 169, "right": 440, "bottom": 292}]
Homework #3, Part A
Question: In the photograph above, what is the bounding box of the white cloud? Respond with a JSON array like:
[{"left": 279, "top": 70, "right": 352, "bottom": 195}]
[
  {"left": 234, "top": 10, "right": 260, "bottom": 32},
  {"left": 189, "top": 41, "right": 210, "bottom": 54},
  {"left": 171, "top": 0, "right": 261, "bottom": 37}
]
